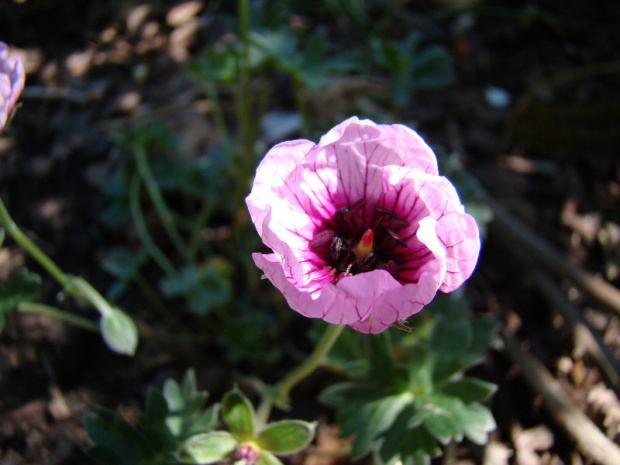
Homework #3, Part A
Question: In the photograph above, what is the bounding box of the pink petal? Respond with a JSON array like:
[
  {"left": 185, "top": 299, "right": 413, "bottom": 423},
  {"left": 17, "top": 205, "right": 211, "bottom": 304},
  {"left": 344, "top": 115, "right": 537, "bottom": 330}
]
[
  {"left": 317, "top": 116, "right": 438, "bottom": 175},
  {"left": 350, "top": 271, "right": 441, "bottom": 334},
  {"left": 0, "top": 42, "right": 25, "bottom": 132},
  {"left": 436, "top": 212, "right": 481, "bottom": 292},
  {"left": 253, "top": 253, "right": 387, "bottom": 324}
]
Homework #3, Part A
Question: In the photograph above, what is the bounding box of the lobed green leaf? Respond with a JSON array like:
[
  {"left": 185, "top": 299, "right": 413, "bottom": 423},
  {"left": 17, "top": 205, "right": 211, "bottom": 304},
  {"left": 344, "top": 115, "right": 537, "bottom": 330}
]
[
  {"left": 83, "top": 406, "right": 154, "bottom": 465},
  {"left": 439, "top": 377, "right": 497, "bottom": 404}
]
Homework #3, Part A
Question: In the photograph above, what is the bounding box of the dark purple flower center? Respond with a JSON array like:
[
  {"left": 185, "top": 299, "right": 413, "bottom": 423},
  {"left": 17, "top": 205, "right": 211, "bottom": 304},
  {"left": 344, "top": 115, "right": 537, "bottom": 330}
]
[{"left": 310, "top": 199, "right": 410, "bottom": 283}]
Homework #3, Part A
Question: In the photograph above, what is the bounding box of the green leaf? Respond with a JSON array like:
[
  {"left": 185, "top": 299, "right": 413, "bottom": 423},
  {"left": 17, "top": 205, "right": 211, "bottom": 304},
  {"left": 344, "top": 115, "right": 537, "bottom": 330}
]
[
  {"left": 376, "top": 406, "right": 440, "bottom": 465},
  {"left": 460, "top": 403, "right": 496, "bottom": 445},
  {"left": 431, "top": 352, "right": 485, "bottom": 385},
  {"left": 83, "top": 406, "right": 154, "bottom": 465},
  {"left": 222, "top": 389, "right": 256, "bottom": 439},
  {"left": 414, "top": 394, "right": 465, "bottom": 445},
  {"left": 138, "top": 387, "right": 175, "bottom": 453},
  {"left": 102, "top": 247, "right": 147, "bottom": 280},
  {"left": 406, "top": 345, "right": 432, "bottom": 395},
  {"left": 409, "top": 45, "right": 455, "bottom": 91},
  {"left": 176, "top": 431, "right": 237, "bottom": 464},
  {"left": 470, "top": 316, "right": 503, "bottom": 352},
  {"left": 0, "top": 268, "right": 41, "bottom": 312},
  {"left": 100, "top": 308, "right": 138, "bottom": 356},
  {"left": 439, "top": 377, "right": 497, "bottom": 404},
  {"left": 256, "top": 420, "right": 316, "bottom": 455},
  {"left": 0, "top": 227, "right": 5, "bottom": 247},
  {"left": 428, "top": 315, "right": 473, "bottom": 356},
  {"left": 322, "top": 384, "right": 413, "bottom": 459},
  {"left": 163, "top": 369, "right": 215, "bottom": 440},
  {"left": 160, "top": 261, "right": 231, "bottom": 315},
  {"left": 256, "top": 451, "right": 284, "bottom": 465}
]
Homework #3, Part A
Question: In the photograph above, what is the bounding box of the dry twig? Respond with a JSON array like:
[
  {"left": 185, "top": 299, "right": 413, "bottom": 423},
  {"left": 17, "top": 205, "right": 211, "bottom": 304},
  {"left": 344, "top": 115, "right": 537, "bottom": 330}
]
[
  {"left": 531, "top": 269, "right": 620, "bottom": 397},
  {"left": 502, "top": 331, "right": 620, "bottom": 465},
  {"left": 486, "top": 195, "right": 620, "bottom": 315}
]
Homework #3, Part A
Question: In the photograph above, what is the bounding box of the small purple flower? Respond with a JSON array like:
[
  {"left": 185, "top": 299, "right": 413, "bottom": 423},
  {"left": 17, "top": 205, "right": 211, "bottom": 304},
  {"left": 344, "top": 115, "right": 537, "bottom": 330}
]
[
  {"left": 0, "top": 41, "right": 25, "bottom": 132},
  {"left": 246, "top": 117, "right": 480, "bottom": 334}
]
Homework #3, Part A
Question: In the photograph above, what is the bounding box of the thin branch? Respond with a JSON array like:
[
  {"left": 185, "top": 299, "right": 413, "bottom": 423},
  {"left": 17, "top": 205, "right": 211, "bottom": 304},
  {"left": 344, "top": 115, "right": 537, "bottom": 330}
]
[
  {"left": 532, "top": 269, "right": 620, "bottom": 397},
  {"left": 485, "top": 195, "right": 620, "bottom": 315},
  {"left": 502, "top": 331, "right": 620, "bottom": 465}
]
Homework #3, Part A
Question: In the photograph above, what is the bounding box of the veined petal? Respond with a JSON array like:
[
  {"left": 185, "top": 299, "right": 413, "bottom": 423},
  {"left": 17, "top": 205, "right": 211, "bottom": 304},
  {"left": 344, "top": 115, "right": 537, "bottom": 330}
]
[
  {"left": 247, "top": 116, "right": 480, "bottom": 334},
  {"left": 246, "top": 139, "right": 315, "bottom": 238}
]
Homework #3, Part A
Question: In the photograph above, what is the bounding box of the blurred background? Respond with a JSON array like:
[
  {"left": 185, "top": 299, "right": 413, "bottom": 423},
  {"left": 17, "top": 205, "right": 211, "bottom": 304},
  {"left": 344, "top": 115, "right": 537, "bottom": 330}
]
[{"left": 1, "top": 1, "right": 620, "bottom": 464}]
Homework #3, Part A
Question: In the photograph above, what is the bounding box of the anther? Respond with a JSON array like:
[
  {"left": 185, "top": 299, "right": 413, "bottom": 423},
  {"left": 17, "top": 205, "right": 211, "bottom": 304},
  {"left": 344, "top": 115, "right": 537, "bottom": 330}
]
[
  {"left": 358, "top": 252, "right": 376, "bottom": 272},
  {"left": 381, "top": 217, "right": 410, "bottom": 229},
  {"left": 386, "top": 229, "right": 408, "bottom": 248},
  {"left": 330, "top": 236, "right": 344, "bottom": 260},
  {"left": 310, "top": 229, "right": 335, "bottom": 248},
  {"left": 375, "top": 205, "right": 401, "bottom": 219}
]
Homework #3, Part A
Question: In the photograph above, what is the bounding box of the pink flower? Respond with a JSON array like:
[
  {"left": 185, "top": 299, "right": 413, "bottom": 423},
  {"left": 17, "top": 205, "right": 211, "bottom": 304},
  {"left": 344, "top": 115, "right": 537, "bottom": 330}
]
[
  {"left": 246, "top": 117, "right": 480, "bottom": 334},
  {"left": 0, "top": 41, "right": 25, "bottom": 132}
]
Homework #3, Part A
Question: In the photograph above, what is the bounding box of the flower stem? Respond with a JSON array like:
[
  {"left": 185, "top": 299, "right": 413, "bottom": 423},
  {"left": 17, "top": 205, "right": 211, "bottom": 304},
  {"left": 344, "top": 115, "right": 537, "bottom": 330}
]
[
  {"left": 132, "top": 146, "right": 193, "bottom": 264},
  {"left": 257, "top": 324, "right": 345, "bottom": 424},
  {"left": 129, "top": 175, "right": 177, "bottom": 277},
  {"left": 0, "top": 197, "right": 70, "bottom": 288},
  {"left": 17, "top": 301, "right": 99, "bottom": 332}
]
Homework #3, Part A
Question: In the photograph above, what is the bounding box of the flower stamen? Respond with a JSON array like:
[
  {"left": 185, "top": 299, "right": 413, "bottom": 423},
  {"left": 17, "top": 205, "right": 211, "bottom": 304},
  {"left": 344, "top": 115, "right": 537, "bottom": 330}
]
[{"left": 386, "top": 229, "right": 408, "bottom": 248}]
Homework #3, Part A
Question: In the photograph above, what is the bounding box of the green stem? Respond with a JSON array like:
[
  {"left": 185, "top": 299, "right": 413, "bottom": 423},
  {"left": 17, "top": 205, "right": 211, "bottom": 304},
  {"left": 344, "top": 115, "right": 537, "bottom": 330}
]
[
  {"left": 133, "top": 146, "right": 193, "bottom": 264},
  {"left": 129, "top": 175, "right": 177, "bottom": 277},
  {"left": 257, "top": 324, "right": 345, "bottom": 424},
  {"left": 0, "top": 197, "right": 70, "bottom": 288},
  {"left": 17, "top": 301, "right": 99, "bottom": 332}
]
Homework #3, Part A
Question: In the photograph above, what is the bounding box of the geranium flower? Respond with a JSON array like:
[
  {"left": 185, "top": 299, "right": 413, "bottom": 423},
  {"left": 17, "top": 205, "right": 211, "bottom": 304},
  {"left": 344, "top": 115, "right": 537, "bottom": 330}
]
[
  {"left": 0, "top": 41, "right": 25, "bottom": 132},
  {"left": 246, "top": 117, "right": 480, "bottom": 334}
]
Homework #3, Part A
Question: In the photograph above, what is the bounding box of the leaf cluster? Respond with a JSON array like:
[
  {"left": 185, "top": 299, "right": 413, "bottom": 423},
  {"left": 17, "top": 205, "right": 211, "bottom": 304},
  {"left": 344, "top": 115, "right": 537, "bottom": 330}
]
[
  {"left": 85, "top": 370, "right": 316, "bottom": 465},
  {"left": 84, "top": 369, "right": 219, "bottom": 465},
  {"left": 320, "top": 294, "right": 501, "bottom": 465}
]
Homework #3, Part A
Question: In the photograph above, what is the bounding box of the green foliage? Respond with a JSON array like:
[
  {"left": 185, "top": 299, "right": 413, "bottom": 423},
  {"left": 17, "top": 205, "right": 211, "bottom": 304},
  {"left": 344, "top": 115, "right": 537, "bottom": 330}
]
[
  {"left": 160, "top": 260, "right": 232, "bottom": 316},
  {"left": 320, "top": 294, "right": 499, "bottom": 464},
  {"left": 85, "top": 370, "right": 219, "bottom": 465},
  {"left": 85, "top": 372, "right": 316, "bottom": 465},
  {"left": 370, "top": 31, "right": 455, "bottom": 108},
  {"left": 0, "top": 267, "right": 41, "bottom": 330},
  {"left": 249, "top": 26, "right": 359, "bottom": 92},
  {"left": 180, "top": 388, "right": 315, "bottom": 464}
]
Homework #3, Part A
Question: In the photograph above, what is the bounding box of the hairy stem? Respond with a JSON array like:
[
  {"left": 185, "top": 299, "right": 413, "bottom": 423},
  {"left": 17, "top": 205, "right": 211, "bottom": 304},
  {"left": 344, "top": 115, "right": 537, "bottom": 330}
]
[
  {"left": 17, "top": 301, "right": 99, "bottom": 332},
  {"left": 257, "top": 324, "right": 345, "bottom": 424},
  {"left": 0, "top": 197, "right": 70, "bottom": 288}
]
